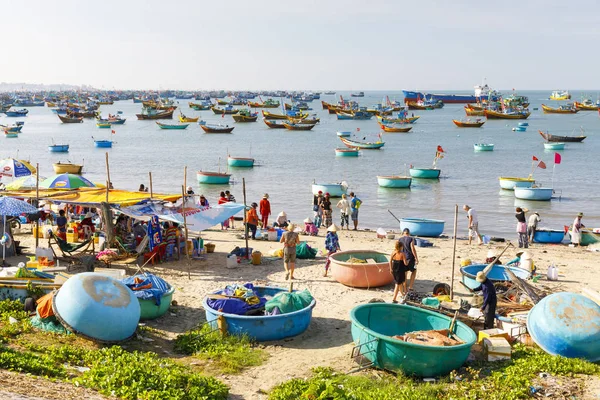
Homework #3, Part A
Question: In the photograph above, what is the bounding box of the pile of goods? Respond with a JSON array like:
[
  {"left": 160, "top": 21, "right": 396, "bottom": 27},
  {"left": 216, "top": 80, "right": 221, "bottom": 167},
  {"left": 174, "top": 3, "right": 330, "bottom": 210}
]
[{"left": 393, "top": 329, "right": 464, "bottom": 347}]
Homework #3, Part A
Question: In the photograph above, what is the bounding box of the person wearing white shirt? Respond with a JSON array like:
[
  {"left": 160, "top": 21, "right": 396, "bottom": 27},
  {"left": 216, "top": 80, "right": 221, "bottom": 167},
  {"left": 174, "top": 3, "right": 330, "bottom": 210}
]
[
  {"left": 463, "top": 205, "right": 482, "bottom": 245},
  {"left": 336, "top": 194, "right": 351, "bottom": 230},
  {"left": 528, "top": 212, "right": 541, "bottom": 243}
]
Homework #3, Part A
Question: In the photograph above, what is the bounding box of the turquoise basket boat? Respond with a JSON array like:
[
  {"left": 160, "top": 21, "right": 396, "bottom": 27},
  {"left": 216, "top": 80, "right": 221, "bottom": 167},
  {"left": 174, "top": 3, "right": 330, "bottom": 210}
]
[
  {"left": 203, "top": 286, "right": 316, "bottom": 342},
  {"left": 311, "top": 182, "right": 347, "bottom": 197},
  {"left": 473, "top": 143, "right": 494, "bottom": 151},
  {"left": 197, "top": 171, "right": 231, "bottom": 184},
  {"left": 400, "top": 218, "right": 444, "bottom": 237},
  {"left": 227, "top": 156, "right": 255, "bottom": 167},
  {"left": 377, "top": 176, "right": 412, "bottom": 188},
  {"left": 336, "top": 131, "right": 351, "bottom": 137},
  {"left": 460, "top": 264, "right": 530, "bottom": 290},
  {"left": 350, "top": 303, "right": 476, "bottom": 377},
  {"left": 48, "top": 144, "right": 69, "bottom": 152},
  {"left": 498, "top": 176, "right": 535, "bottom": 190},
  {"left": 335, "top": 148, "right": 359, "bottom": 157},
  {"left": 139, "top": 287, "right": 175, "bottom": 320},
  {"left": 514, "top": 187, "right": 553, "bottom": 201},
  {"left": 544, "top": 142, "right": 565, "bottom": 150},
  {"left": 409, "top": 168, "right": 440, "bottom": 179},
  {"left": 528, "top": 292, "right": 600, "bottom": 362},
  {"left": 533, "top": 229, "right": 564, "bottom": 244}
]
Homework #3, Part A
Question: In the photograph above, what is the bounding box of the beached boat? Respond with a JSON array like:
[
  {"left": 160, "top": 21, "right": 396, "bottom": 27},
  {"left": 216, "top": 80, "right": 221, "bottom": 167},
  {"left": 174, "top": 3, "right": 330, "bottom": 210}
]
[
  {"left": 453, "top": 119, "right": 485, "bottom": 128},
  {"left": 96, "top": 122, "right": 112, "bottom": 129},
  {"left": 282, "top": 122, "right": 315, "bottom": 131},
  {"left": 538, "top": 130, "right": 586, "bottom": 142},
  {"left": 514, "top": 187, "right": 554, "bottom": 201},
  {"left": 156, "top": 122, "right": 189, "bottom": 130},
  {"left": 460, "top": 264, "right": 530, "bottom": 290},
  {"left": 179, "top": 114, "right": 199, "bottom": 123},
  {"left": 58, "top": 114, "right": 83, "bottom": 123},
  {"left": 227, "top": 156, "right": 255, "bottom": 168},
  {"left": 350, "top": 303, "right": 476, "bottom": 377},
  {"left": 94, "top": 140, "right": 113, "bottom": 148},
  {"left": 400, "top": 218, "right": 444, "bottom": 237},
  {"left": 340, "top": 136, "right": 385, "bottom": 150},
  {"left": 474, "top": 143, "right": 494, "bottom": 151},
  {"left": 498, "top": 176, "right": 535, "bottom": 190},
  {"left": 541, "top": 104, "right": 578, "bottom": 114},
  {"left": 329, "top": 251, "right": 393, "bottom": 288},
  {"left": 200, "top": 124, "right": 235, "bottom": 133},
  {"left": 379, "top": 123, "right": 412, "bottom": 133},
  {"left": 311, "top": 182, "right": 347, "bottom": 197},
  {"left": 203, "top": 286, "right": 315, "bottom": 342},
  {"left": 377, "top": 176, "right": 412, "bottom": 188},
  {"left": 197, "top": 171, "right": 231, "bottom": 184},
  {"left": 53, "top": 162, "right": 83, "bottom": 174},
  {"left": 576, "top": 229, "right": 600, "bottom": 246},
  {"left": 263, "top": 119, "right": 286, "bottom": 129},
  {"left": 0, "top": 276, "right": 61, "bottom": 301},
  {"left": 48, "top": 144, "right": 69, "bottom": 153},
  {"left": 136, "top": 108, "right": 174, "bottom": 120},
  {"left": 574, "top": 100, "right": 598, "bottom": 111},
  {"left": 549, "top": 90, "right": 571, "bottom": 101},
  {"left": 533, "top": 229, "right": 564, "bottom": 244},
  {"left": 543, "top": 142, "right": 565, "bottom": 150},
  {"left": 484, "top": 109, "right": 531, "bottom": 119},
  {"left": 211, "top": 106, "right": 239, "bottom": 115},
  {"left": 335, "top": 148, "right": 359, "bottom": 157},
  {"left": 409, "top": 168, "right": 440, "bottom": 179},
  {"left": 4, "top": 109, "right": 29, "bottom": 117},
  {"left": 232, "top": 110, "right": 258, "bottom": 122}
]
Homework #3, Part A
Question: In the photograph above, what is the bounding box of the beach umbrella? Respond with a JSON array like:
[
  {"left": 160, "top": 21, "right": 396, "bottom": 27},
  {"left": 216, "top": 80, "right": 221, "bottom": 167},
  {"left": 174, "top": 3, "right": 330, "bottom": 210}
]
[
  {"left": 0, "top": 196, "right": 38, "bottom": 263},
  {"left": 4, "top": 174, "right": 46, "bottom": 191},
  {"left": 40, "top": 173, "right": 96, "bottom": 189},
  {"left": 0, "top": 158, "right": 36, "bottom": 182}
]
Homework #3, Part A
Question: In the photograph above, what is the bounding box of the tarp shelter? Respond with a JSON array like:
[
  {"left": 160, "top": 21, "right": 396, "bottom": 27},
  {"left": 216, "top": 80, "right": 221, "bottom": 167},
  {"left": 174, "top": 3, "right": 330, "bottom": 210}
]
[{"left": 1, "top": 188, "right": 181, "bottom": 206}]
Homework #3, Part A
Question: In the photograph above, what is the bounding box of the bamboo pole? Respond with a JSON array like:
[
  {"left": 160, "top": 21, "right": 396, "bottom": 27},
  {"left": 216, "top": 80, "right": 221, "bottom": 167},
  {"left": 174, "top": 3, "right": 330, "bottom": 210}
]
[
  {"left": 242, "top": 178, "right": 249, "bottom": 259},
  {"left": 181, "top": 185, "right": 191, "bottom": 279},
  {"left": 149, "top": 172, "right": 153, "bottom": 198},
  {"left": 34, "top": 163, "right": 40, "bottom": 248},
  {"left": 105, "top": 152, "right": 111, "bottom": 202},
  {"left": 450, "top": 204, "right": 458, "bottom": 300}
]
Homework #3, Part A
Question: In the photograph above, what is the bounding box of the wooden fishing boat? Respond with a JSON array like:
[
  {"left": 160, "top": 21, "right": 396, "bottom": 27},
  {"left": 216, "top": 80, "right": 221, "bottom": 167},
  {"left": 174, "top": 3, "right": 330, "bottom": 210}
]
[
  {"left": 0, "top": 124, "right": 23, "bottom": 133},
  {"left": 53, "top": 162, "right": 83, "bottom": 174},
  {"left": 156, "top": 122, "right": 189, "bottom": 130},
  {"left": 474, "top": 143, "right": 494, "bottom": 151},
  {"left": 340, "top": 136, "right": 385, "bottom": 150},
  {"left": 4, "top": 109, "right": 29, "bottom": 117},
  {"left": 263, "top": 119, "right": 286, "bottom": 129},
  {"left": 142, "top": 100, "right": 176, "bottom": 110},
  {"left": 549, "top": 90, "right": 571, "bottom": 101},
  {"left": 282, "top": 122, "right": 316, "bottom": 131},
  {"left": 262, "top": 110, "right": 289, "bottom": 120},
  {"left": 232, "top": 110, "right": 258, "bottom": 122},
  {"left": 227, "top": 156, "right": 255, "bottom": 167},
  {"left": 136, "top": 108, "right": 174, "bottom": 120},
  {"left": 453, "top": 119, "right": 485, "bottom": 127},
  {"left": 48, "top": 144, "right": 69, "bottom": 153},
  {"left": 216, "top": 99, "right": 229, "bottom": 105},
  {"left": 67, "top": 109, "right": 98, "bottom": 118},
  {"left": 377, "top": 176, "right": 412, "bottom": 188},
  {"left": 400, "top": 218, "right": 444, "bottom": 236},
  {"left": 321, "top": 101, "right": 333, "bottom": 110},
  {"left": 335, "top": 148, "right": 359, "bottom": 157},
  {"left": 179, "top": 114, "right": 199, "bottom": 123},
  {"left": 541, "top": 104, "right": 578, "bottom": 114},
  {"left": 379, "top": 123, "right": 412, "bottom": 133},
  {"left": 188, "top": 102, "right": 210, "bottom": 110},
  {"left": 328, "top": 105, "right": 343, "bottom": 114},
  {"left": 405, "top": 100, "right": 444, "bottom": 110},
  {"left": 200, "top": 124, "right": 235, "bottom": 133},
  {"left": 465, "top": 106, "right": 485, "bottom": 116},
  {"left": 97, "top": 117, "right": 126, "bottom": 125},
  {"left": 498, "top": 176, "right": 535, "bottom": 190},
  {"left": 288, "top": 117, "right": 320, "bottom": 124},
  {"left": 409, "top": 168, "right": 440, "bottom": 179},
  {"left": 197, "top": 171, "right": 231, "bottom": 184},
  {"left": 466, "top": 103, "right": 484, "bottom": 110},
  {"left": 484, "top": 109, "right": 531, "bottom": 119},
  {"left": 211, "top": 106, "right": 239, "bottom": 115},
  {"left": 538, "top": 130, "right": 586, "bottom": 142},
  {"left": 377, "top": 115, "right": 420, "bottom": 124},
  {"left": 574, "top": 101, "right": 598, "bottom": 111}
]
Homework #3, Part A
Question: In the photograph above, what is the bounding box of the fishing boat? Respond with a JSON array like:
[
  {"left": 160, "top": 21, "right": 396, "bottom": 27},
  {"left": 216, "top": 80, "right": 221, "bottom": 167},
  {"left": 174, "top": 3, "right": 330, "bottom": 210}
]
[
  {"left": 336, "top": 111, "right": 355, "bottom": 120},
  {"left": 136, "top": 108, "right": 174, "bottom": 120},
  {"left": 288, "top": 116, "right": 320, "bottom": 124},
  {"left": 574, "top": 100, "right": 598, "bottom": 111},
  {"left": 464, "top": 106, "right": 485, "bottom": 116},
  {"left": 0, "top": 276, "right": 61, "bottom": 301},
  {"left": 247, "top": 98, "right": 280, "bottom": 108},
  {"left": 178, "top": 114, "right": 199, "bottom": 123},
  {"left": 533, "top": 229, "right": 565, "bottom": 244},
  {"left": 335, "top": 148, "right": 359, "bottom": 157},
  {"left": 484, "top": 109, "right": 531, "bottom": 119},
  {"left": 350, "top": 303, "right": 476, "bottom": 377},
  {"left": 94, "top": 140, "right": 113, "bottom": 148},
  {"left": 232, "top": 109, "right": 258, "bottom": 122},
  {"left": 156, "top": 122, "right": 189, "bottom": 130},
  {"left": 58, "top": 114, "right": 83, "bottom": 123},
  {"left": 311, "top": 182, "right": 348, "bottom": 197},
  {"left": 4, "top": 131, "right": 18, "bottom": 138},
  {"left": 227, "top": 156, "right": 255, "bottom": 168},
  {"left": 538, "top": 130, "right": 586, "bottom": 142},
  {"left": 400, "top": 218, "right": 444, "bottom": 237},
  {"left": 204, "top": 286, "right": 315, "bottom": 342},
  {"left": 350, "top": 92, "right": 365, "bottom": 97},
  {"left": 460, "top": 264, "right": 530, "bottom": 290},
  {"left": 377, "top": 115, "right": 420, "bottom": 124},
  {"left": 409, "top": 168, "right": 440, "bottom": 179},
  {"left": 0, "top": 124, "right": 23, "bottom": 133},
  {"left": 473, "top": 143, "right": 494, "bottom": 151},
  {"left": 543, "top": 142, "right": 565, "bottom": 150},
  {"left": 512, "top": 126, "right": 527, "bottom": 132},
  {"left": 377, "top": 176, "right": 412, "bottom": 188},
  {"left": 498, "top": 176, "right": 535, "bottom": 190},
  {"left": 282, "top": 122, "right": 316, "bottom": 131},
  {"left": 211, "top": 105, "right": 239, "bottom": 115},
  {"left": 4, "top": 109, "right": 29, "bottom": 117},
  {"left": 96, "top": 122, "right": 111, "bottom": 128},
  {"left": 188, "top": 102, "right": 211, "bottom": 110},
  {"left": 514, "top": 187, "right": 554, "bottom": 201},
  {"left": 549, "top": 90, "right": 571, "bottom": 101},
  {"left": 263, "top": 119, "right": 286, "bottom": 129},
  {"left": 53, "top": 162, "right": 83, "bottom": 174},
  {"left": 48, "top": 144, "right": 69, "bottom": 153},
  {"left": 405, "top": 100, "right": 444, "bottom": 110},
  {"left": 541, "top": 104, "right": 578, "bottom": 114},
  {"left": 329, "top": 251, "right": 393, "bottom": 288},
  {"left": 575, "top": 229, "right": 600, "bottom": 246},
  {"left": 336, "top": 131, "right": 351, "bottom": 137},
  {"left": 197, "top": 171, "right": 231, "bottom": 184},
  {"left": 200, "top": 124, "right": 235, "bottom": 133},
  {"left": 262, "top": 110, "right": 307, "bottom": 120},
  {"left": 453, "top": 119, "right": 485, "bottom": 128},
  {"left": 67, "top": 109, "right": 98, "bottom": 118},
  {"left": 340, "top": 136, "right": 385, "bottom": 150},
  {"left": 379, "top": 123, "right": 412, "bottom": 133}
]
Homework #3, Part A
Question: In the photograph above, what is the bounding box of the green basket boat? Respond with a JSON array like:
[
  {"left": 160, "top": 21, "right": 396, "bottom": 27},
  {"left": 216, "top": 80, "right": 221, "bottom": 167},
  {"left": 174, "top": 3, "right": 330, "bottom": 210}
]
[{"left": 138, "top": 287, "right": 175, "bottom": 320}]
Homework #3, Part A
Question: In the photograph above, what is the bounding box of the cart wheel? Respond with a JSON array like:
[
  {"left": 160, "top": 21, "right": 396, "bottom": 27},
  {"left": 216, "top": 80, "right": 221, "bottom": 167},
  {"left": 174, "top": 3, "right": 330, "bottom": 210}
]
[
  {"left": 24, "top": 297, "right": 36, "bottom": 312},
  {"left": 432, "top": 283, "right": 451, "bottom": 296}
]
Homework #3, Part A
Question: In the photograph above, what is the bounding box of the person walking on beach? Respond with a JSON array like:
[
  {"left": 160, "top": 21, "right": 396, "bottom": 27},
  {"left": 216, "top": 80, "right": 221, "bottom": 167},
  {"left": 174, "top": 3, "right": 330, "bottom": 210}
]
[
  {"left": 474, "top": 271, "right": 497, "bottom": 329},
  {"left": 389, "top": 241, "right": 408, "bottom": 303},
  {"left": 515, "top": 207, "right": 529, "bottom": 248},
  {"left": 321, "top": 193, "right": 333, "bottom": 228},
  {"left": 323, "top": 225, "right": 341, "bottom": 277},
  {"left": 349, "top": 192, "right": 361, "bottom": 230},
  {"left": 280, "top": 224, "right": 300, "bottom": 280},
  {"left": 463, "top": 205, "right": 482, "bottom": 245},
  {"left": 246, "top": 203, "right": 259, "bottom": 239},
  {"left": 336, "top": 194, "right": 350, "bottom": 230},
  {"left": 313, "top": 191, "right": 324, "bottom": 228},
  {"left": 528, "top": 212, "right": 541, "bottom": 243},
  {"left": 398, "top": 228, "right": 419, "bottom": 292},
  {"left": 571, "top": 212, "right": 585, "bottom": 246},
  {"left": 259, "top": 193, "right": 271, "bottom": 228},
  {"left": 226, "top": 190, "right": 236, "bottom": 228}
]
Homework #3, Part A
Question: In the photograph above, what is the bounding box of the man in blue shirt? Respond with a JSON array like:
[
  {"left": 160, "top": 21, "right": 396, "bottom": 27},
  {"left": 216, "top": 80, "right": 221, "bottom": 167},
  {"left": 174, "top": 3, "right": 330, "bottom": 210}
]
[
  {"left": 474, "top": 271, "right": 497, "bottom": 329},
  {"left": 349, "top": 192, "right": 361, "bottom": 231}
]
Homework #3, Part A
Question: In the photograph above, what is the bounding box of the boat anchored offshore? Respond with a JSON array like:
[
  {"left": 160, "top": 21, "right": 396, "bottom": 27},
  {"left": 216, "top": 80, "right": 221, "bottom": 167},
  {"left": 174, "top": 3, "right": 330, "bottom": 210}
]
[
  {"left": 311, "top": 182, "right": 348, "bottom": 197},
  {"left": 377, "top": 176, "right": 412, "bottom": 188},
  {"left": 335, "top": 148, "right": 359, "bottom": 157},
  {"left": 197, "top": 171, "right": 231, "bottom": 184},
  {"left": 498, "top": 176, "right": 535, "bottom": 190},
  {"left": 227, "top": 156, "right": 255, "bottom": 168}
]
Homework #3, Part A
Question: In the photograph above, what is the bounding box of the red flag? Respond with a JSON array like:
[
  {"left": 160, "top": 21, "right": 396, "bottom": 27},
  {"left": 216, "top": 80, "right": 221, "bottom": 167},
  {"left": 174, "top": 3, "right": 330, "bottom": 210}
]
[
  {"left": 356, "top": 127, "right": 360, "bottom": 132},
  {"left": 554, "top": 152, "right": 561, "bottom": 164},
  {"left": 437, "top": 145, "right": 445, "bottom": 153},
  {"left": 111, "top": 130, "right": 115, "bottom": 135},
  {"left": 532, "top": 155, "right": 539, "bottom": 161},
  {"left": 537, "top": 161, "right": 547, "bottom": 169}
]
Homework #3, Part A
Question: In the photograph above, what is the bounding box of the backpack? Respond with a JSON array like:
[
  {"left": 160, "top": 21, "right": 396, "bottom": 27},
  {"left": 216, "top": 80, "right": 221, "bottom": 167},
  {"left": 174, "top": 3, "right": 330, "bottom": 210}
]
[{"left": 355, "top": 198, "right": 362, "bottom": 209}]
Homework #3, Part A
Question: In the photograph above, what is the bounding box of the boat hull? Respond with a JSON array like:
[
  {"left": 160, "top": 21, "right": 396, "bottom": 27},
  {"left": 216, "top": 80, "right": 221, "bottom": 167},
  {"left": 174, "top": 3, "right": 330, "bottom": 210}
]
[
  {"left": 377, "top": 176, "right": 412, "bottom": 188},
  {"left": 533, "top": 229, "right": 564, "bottom": 244},
  {"left": 485, "top": 109, "right": 531, "bottom": 119},
  {"left": 311, "top": 183, "right": 347, "bottom": 197},
  {"left": 453, "top": 120, "right": 485, "bottom": 128},
  {"left": 474, "top": 144, "right": 494, "bottom": 151},
  {"left": 403, "top": 90, "right": 495, "bottom": 104},
  {"left": 94, "top": 140, "right": 113, "bottom": 148},
  {"left": 197, "top": 172, "right": 231, "bottom": 184},
  {"left": 350, "top": 303, "right": 476, "bottom": 377},
  {"left": 53, "top": 163, "right": 83, "bottom": 174},
  {"left": 514, "top": 187, "right": 553, "bottom": 201},
  {"left": 139, "top": 287, "right": 175, "bottom": 320},
  {"left": 48, "top": 145, "right": 69, "bottom": 153},
  {"left": 460, "top": 264, "right": 530, "bottom": 290},
  {"left": 409, "top": 168, "right": 440, "bottom": 179},
  {"left": 400, "top": 218, "right": 444, "bottom": 237},
  {"left": 329, "top": 251, "right": 393, "bottom": 288},
  {"left": 544, "top": 143, "right": 565, "bottom": 150},
  {"left": 335, "top": 148, "right": 359, "bottom": 157},
  {"left": 498, "top": 177, "right": 535, "bottom": 190},
  {"left": 227, "top": 157, "right": 255, "bottom": 167}
]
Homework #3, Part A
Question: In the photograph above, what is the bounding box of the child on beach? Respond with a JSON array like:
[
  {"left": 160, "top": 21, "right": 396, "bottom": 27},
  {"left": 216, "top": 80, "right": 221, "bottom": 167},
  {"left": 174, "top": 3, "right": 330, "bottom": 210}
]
[
  {"left": 323, "top": 225, "right": 341, "bottom": 277},
  {"left": 389, "top": 241, "right": 408, "bottom": 303},
  {"left": 303, "top": 218, "right": 319, "bottom": 236}
]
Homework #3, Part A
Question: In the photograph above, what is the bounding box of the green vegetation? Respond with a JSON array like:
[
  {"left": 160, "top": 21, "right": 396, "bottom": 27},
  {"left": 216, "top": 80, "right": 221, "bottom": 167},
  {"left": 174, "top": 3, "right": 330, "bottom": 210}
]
[
  {"left": 269, "top": 346, "right": 600, "bottom": 400},
  {"left": 175, "top": 323, "right": 267, "bottom": 373}
]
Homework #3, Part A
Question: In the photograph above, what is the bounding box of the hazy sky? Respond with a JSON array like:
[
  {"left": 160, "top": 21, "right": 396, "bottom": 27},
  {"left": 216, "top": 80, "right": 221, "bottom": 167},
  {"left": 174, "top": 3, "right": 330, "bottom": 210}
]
[{"left": 3, "top": 0, "right": 599, "bottom": 90}]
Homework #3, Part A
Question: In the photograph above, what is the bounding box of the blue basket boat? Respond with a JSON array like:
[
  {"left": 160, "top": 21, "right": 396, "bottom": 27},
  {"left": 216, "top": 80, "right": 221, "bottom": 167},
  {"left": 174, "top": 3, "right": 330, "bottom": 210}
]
[
  {"left": 460, "top": 264, "right": 530, "bottom": 290},
  {"left": 377, "top": 176, "right": 412, "bottom": 188},
  {"left": 48, "top": 144, "right": 69, "bottom": 153},
  {"left": 203, "top": 286, "right": 316, "bottom": 342},
  {"left": 94, "top": 140, "right": 113, "bottom": 148},
  {"left": 335, "top": 148, "right": 359, "bottom": 157},
  {"left": 514, "top": 187, "right": 554, "bottom": 201},
  {"left": 473, "top": 143, "right": 494, "bottom": 152},
  {"left": 533, "top": 229, "right": 565, "bottom": 244},
  {"left": 400, "top": 218, "right": 444, "bottom": 237},
  {"left": 336, "top": 131, "right": 351, "bottom": 137},
  {"left": 227, "top": 156, "right": 255, "bottom": 167},
  {"left": 197, "top": 171, "right": 231, "bottom": 184},
  {"left": 350, "top": 303, "right": 476, "bottom": 377},
  {"left": 409, "top": 168, "right": 441, "bottom": 179}
]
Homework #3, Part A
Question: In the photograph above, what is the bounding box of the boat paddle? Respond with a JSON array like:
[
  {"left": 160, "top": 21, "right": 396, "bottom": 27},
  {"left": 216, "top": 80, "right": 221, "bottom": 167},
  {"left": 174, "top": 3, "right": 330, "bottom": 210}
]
[{"left": 387, "top": 209, "right": 401, "bottom": 224}]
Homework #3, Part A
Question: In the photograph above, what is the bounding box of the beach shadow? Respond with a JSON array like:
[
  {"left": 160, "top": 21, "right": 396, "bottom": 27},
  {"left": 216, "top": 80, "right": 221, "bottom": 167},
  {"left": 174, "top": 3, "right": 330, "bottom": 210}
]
[
  {"left": 262, "top": 316, "right": 352, "bottom": 350},
  {"left": 146, "top": 304, "right": 206, "bottom": 334}
]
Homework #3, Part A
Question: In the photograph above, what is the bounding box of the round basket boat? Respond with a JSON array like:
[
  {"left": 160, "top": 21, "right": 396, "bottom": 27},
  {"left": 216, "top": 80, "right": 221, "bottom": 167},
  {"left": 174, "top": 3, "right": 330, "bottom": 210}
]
[
  {"left": 460, "top": 264, "right": 530, "bottom": 290},
  {"left": 202, "top": 286, "right": 316, "bottom": 342},
  {"left": 400, "top": 218, "right": 445, "bottom": 237},
  {"left": 350, "top": 303, "right": 476, "bottom": 377},
  {"left": 139, "top": 287, "right": 175, "bottom": 320},
  {"left": 329, "top": 250, "right": 393, "bottom": 288},
  {"left": 533, "top": 229, "right": 565, "bottom": 244}
]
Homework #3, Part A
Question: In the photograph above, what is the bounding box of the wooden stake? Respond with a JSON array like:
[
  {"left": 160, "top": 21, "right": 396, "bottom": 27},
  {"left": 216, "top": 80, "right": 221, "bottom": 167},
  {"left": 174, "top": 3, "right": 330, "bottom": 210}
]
[
  {"left": 35, "top": 163, "right": 39, "bottom": 248},
  {"left": 242, "top": 178, "right": 249, "bottom": 259},
  {"left": 149, "top": 172, "right": 153, "bottom": 198},
  {"left": 183, "top": 166, "right": 187, "bottom": 190},
  {"left": 181, "top": 185, "right": 191, "bottom": 279},
  {"left": 105, "top": 152, "right": 111, "bottom": 202},
  {"left": 450, "top": 204, "right": 458, "bottom": 300}
]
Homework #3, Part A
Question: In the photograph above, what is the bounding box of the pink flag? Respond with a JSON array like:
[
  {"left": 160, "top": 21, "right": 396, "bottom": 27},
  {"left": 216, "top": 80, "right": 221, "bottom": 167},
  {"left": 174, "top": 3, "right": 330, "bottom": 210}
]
[
  {"left": 537, "top": 161, "right": 547, "bottom": 169},
  {"left": 554, "top": 152, "right": 562, "bottom": 164}
]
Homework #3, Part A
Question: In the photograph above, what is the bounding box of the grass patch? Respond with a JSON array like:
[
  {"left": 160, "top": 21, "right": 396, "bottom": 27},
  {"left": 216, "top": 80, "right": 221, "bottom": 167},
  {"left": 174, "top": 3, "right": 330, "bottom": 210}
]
[
  {"left": 174, "top": 324, "right": 267, "bottom": 374},
  {"left": 269, "top": 345, "right": 600, "bottom": 400}
]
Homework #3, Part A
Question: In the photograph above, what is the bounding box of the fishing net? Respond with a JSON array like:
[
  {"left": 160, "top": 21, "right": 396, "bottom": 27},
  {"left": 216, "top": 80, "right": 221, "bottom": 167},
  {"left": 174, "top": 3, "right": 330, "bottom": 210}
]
[
  {"left": 265, "top": 289, "right": 314, "bottom": 314},
  {"left": 30, "top": 312, "right": 69, "bottom": 335},
  {"left": 296, "top": 242, "right": 317, "bottom": 259}
]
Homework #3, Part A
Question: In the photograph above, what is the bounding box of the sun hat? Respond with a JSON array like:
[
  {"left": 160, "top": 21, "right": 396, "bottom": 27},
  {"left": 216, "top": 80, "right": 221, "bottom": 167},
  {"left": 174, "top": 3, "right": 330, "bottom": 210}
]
[
  {"left": 476, "top": 271, "right": 486, "bottom": 283},
  {"left": 303, "top": 217, "right": 312, "bottom": 223},
  {"left": 287, "top": 223, "right": 296, "bottom": 231},
  {"left": 487, "top": 250, "right": 497, "bottom": 259},
  {"left": 278, "top": 211, "right": 287, "bottom": 217},
  {"left": 84, "top": 212, "right": 93, "bottom": 219},
  {"left": 186, "top": 186, "right": 193, "bottom": 191},
  {"left": 325, "top": 192, "right": 330, "bottom": 196},
  {"left": 327, "top": 225, "right": 338, "bottom": 232},
  {"left": 578, "top": 212, "right": 584, "bottom": 217},
  {"left": 520, "top": 251, "right": 532, "bottom": 260},
  {"left": 318, "top": 190, "right": 323, "bottom": 194},
  {"left": 263, "top": 193, "right": 269, "bottom": 199}
]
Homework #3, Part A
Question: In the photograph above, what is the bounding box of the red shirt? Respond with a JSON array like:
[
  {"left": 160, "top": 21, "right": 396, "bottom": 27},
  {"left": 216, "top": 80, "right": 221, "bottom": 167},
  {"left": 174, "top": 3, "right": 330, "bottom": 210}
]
[
  {"left": 218, "top": 196, "right": 228, "bottom": 205},
  {"left": 247, "top": 208, "right": 258, "bottom": 225},
  {"left": 259, "top": 199, "right": 271, "bottom": 216}
]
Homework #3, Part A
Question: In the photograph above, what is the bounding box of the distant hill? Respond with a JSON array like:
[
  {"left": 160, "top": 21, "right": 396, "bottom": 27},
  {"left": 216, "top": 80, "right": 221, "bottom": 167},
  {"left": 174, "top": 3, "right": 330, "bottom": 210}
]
[{"left": 0, "top": 82, "right": 96, "bottom": 92}]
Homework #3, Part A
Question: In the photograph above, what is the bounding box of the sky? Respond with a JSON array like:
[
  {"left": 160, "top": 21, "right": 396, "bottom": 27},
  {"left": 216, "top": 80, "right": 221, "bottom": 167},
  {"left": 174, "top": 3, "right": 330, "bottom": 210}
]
[{"left": 2, "top": 0, "right": 600, "bottom": 91}]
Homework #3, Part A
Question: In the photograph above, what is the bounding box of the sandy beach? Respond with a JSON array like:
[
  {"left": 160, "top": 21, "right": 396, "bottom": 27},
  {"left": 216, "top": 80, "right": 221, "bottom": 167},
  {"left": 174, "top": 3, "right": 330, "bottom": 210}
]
[{"left": 8, "top": 224, "right": 599, "bottom": 399}]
